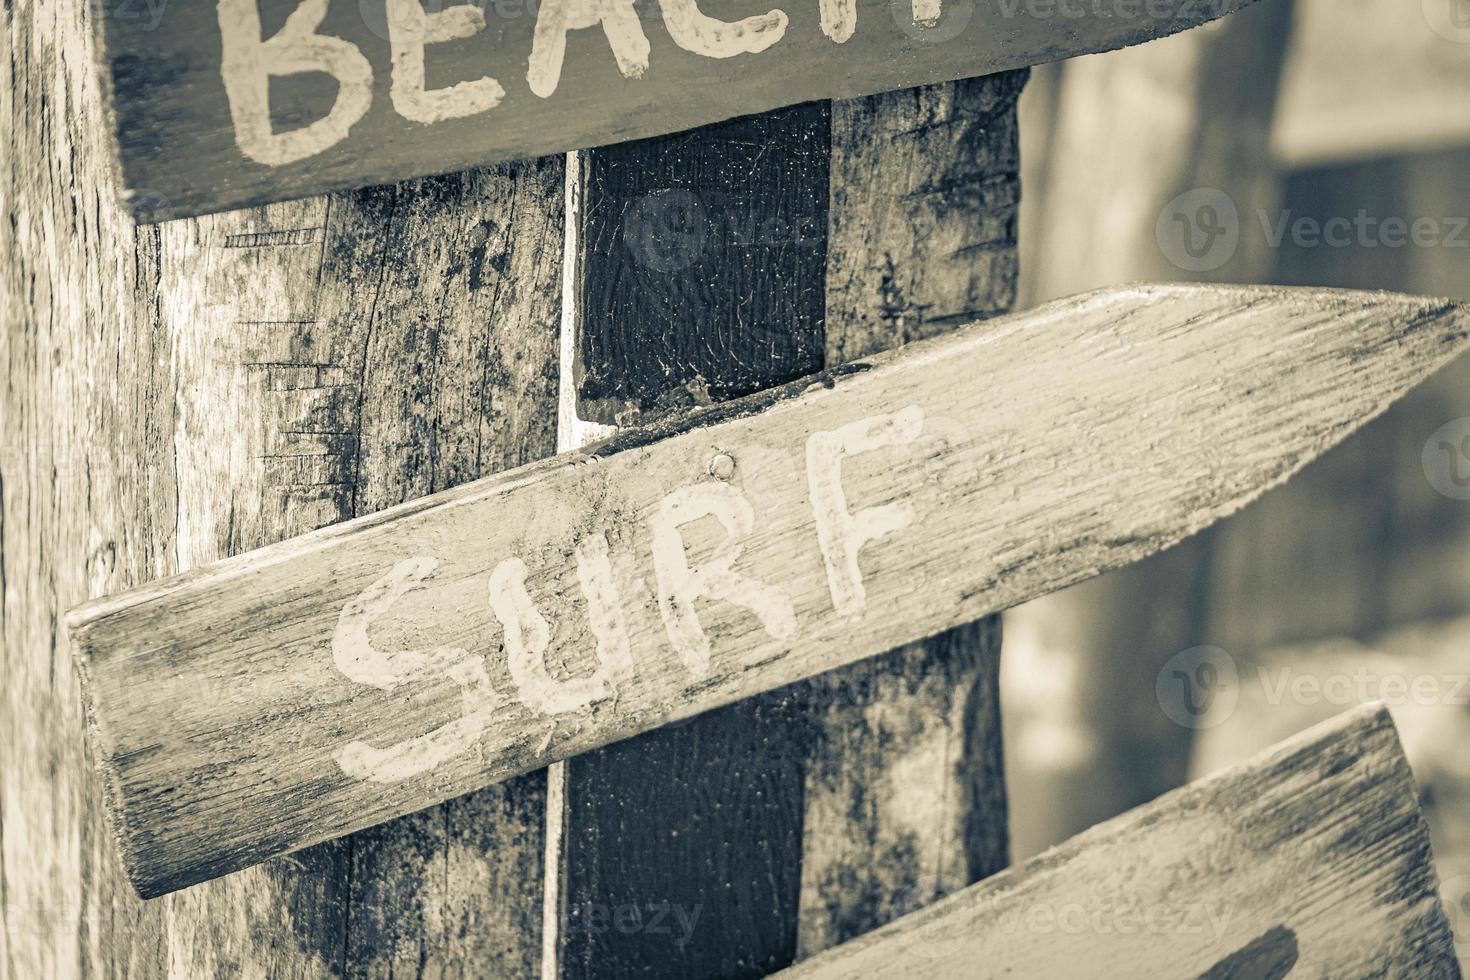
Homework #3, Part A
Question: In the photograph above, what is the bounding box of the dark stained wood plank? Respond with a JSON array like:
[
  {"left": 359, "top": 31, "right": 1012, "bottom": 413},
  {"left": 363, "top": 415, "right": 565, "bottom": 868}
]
[
  {"left": 92, "top": 0, "right": 1257, "bottom": 221},
  {"left": 555, "top": 103, "right": 830, "bottom": 978},
  {"left": 67, "top": 284, "right": 1470, "bottom": 898},
  {"left": 776, "top": 704, "right": 1460, "bottom": 979},
  {"left": 795, "top": 71, "right": 1024, "bottom": 956},
  {"left": 575, "top": 106, "right": 828, "bottom": 423}
]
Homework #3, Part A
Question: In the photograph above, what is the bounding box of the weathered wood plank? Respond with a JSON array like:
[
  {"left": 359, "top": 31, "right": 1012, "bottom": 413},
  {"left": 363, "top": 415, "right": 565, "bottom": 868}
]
[
  {"left": 775, "top": 704, "right": 1459, "bottom": 979},
  {"left": 69, "top": 283, "right": 1470, "bottom": 898},
  {"left": 151, "top": 197, "right": 356, "bottom": 980},
  {"left": 319, "top": 167, "right": 564, "bottom": 979},
  {"left": 555, "top": 104, "right": 829, "bottom": 977},
  {"left": 795, "top": 71, "right": 1024, "bottom": 957},
  {"left": 93, "top": 0, "right": 1257, "bottom": 221}
]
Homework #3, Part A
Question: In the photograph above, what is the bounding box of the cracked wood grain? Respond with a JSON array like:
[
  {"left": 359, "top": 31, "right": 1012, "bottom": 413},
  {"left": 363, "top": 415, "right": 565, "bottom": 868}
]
[
  {"left": 775, "top": 704, "right": 1460, "bottom": 979},
  {"left": 67, "top": 283, "right": 1470, "bottom": 899}
]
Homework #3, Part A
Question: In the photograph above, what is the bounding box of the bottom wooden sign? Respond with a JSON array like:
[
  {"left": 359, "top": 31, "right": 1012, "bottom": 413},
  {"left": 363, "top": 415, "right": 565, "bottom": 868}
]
[
  {"left": 70, "top": 284, "right": 1470, "bottom": 897},
  {"left": 776, "top": 704, "right": 1459, "bottom": 979}
]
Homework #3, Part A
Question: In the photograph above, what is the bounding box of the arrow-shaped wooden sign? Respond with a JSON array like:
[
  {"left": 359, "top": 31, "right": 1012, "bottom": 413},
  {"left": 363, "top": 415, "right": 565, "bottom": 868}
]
[
  {"left": 773, "top": 705, "right": 1457, "bottom": 979},
  {"left": 96, "top": 0, "right": 1255, "bottom": 221},
  {"left": 70, "top": 283, "right": 1470, "bottom": 898}
]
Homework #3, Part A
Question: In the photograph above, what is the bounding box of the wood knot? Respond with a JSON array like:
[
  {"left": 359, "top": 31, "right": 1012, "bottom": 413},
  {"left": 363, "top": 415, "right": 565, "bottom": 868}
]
[{"left": 707, "top": 452, "right": 736, "bottom": 481}]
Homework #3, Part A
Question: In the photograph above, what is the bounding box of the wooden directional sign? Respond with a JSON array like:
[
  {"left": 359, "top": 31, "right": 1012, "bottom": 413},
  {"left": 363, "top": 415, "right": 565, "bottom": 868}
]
[
  {"left": 95, "top": 0, "right": 1255, "bottom": 221},
  {"left": 70, "top": 284, "right": 1469, "bottom": 897},
  {"left": 774, "top": 705, "right": 1460, "bottom": 979}
]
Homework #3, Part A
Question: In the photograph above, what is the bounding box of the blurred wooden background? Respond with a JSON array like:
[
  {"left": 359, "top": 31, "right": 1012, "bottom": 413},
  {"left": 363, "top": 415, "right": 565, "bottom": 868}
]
[{"left": 1004, "top": 0, "right": 1470, "bottom": 966}]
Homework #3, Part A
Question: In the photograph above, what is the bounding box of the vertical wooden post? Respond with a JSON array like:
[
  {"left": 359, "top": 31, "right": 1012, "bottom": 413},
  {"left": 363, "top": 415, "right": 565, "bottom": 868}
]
[
  {"left": 110, "top": 167, "right": 567, "bottom": 978},
  {"left": 555, "top": 102, "right": 830, "bottom": 979},
  {"left": 3, "top": 7, "right": 166, "bottom": 972},
  {"left": 551, "top": 72, "right": 1026, "bottom": 974},
  {"left": 317, "top": 171, "right": 564, "bottom": 978},
  {"left": 11, "top": 4, "right": 1019, "bottom": 975}
]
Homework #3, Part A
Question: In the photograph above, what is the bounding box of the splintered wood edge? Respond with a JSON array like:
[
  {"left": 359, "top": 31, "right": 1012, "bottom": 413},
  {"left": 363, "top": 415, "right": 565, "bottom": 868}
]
[
  {"left": 775, "top": 704, "right": 1459, "bottom": 978},
  {"left": 66, "top": 283, "right": 1470, "bottom": 898}
]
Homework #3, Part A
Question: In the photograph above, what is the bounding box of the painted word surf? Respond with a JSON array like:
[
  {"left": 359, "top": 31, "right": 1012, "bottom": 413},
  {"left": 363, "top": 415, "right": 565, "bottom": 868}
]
[
  {"left": 220, "top": 0, "right": 940, "bottom": 167},
  {"left": 334, "top": 407, "right": 924, "bottom": 784},
  {"left": 71, "top": 285, "right": 1470, "bottom": 895}
]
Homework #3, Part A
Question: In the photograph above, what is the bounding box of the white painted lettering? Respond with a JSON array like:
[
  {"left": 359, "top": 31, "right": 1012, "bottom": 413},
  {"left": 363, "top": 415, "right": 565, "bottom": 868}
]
[
  {"left": 821, "top": 0, "right": 943, "bottom": 42},
  {"left": 388, "top": 0, "right": 506, "bottom": 123},
  {"left": 657, "top": 0, "right": 788, "bottom": 60},
  {"left": 806, "top": 407, "right": 924, "bottom": 618},
  {"left": 334, "top": 557, "right": 499, "bottom": 782},
  {"left": 488, "top": 534, "right": 635, "bottom": 715},
  {"left": 528, "top": 0, "right": 652, "bottom": 98},
  {"left": 819, "top": 0, "right": 856, "bottom": 42},
  {"left": 217, "top": 0, "right": 373, "bottom": 165},
  {"left": 649, "top": 481, "right": 797, "bottom": 677},
  {"left": 528, "top": 0, "right": 786, "bottom": 99}
]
